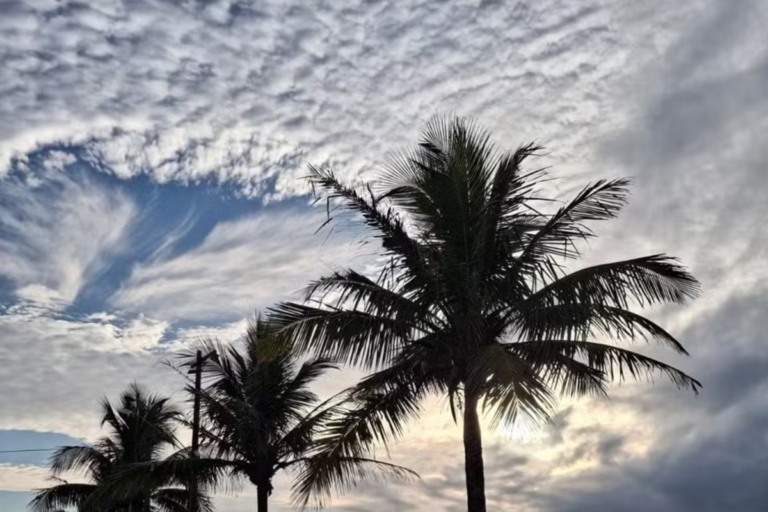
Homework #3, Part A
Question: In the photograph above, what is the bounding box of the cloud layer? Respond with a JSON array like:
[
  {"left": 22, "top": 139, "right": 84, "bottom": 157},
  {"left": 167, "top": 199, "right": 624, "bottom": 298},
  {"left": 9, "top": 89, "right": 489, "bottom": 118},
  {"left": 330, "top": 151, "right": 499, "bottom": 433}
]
[{"left": 0, "top": 0, "right": 707, "bottom": 198}]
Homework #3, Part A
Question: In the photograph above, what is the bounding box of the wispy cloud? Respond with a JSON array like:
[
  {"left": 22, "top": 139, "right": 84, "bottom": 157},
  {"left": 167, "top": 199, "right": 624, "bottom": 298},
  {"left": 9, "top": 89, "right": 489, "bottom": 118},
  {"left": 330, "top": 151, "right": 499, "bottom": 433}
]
[
  {"left": 0, "top": 161, "right": 136, "bottom": 308},
  {"left": 111, "top": 206, "right": 362, "bottom": 321}
]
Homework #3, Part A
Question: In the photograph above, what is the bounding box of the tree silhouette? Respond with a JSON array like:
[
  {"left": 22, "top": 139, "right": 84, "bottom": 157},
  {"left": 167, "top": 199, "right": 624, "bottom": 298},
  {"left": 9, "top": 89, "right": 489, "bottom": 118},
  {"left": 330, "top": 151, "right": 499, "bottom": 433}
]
[
  {"left": 30, "top": 383, "right": 209, "bottom": 512},
  {"left": 99, "top": 318, "right": 414, "bottom": 512},
  {"left": 270, "top": 116, "right": 701, "bottom": 512}
]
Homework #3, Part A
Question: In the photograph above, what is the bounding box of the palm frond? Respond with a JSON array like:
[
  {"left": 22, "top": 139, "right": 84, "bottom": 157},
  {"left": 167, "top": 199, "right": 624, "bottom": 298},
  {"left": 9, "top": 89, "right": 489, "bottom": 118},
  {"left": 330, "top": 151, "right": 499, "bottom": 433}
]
[
  {"left": 516, "top": 302, "right": 690, "bottom": 354},
  {"left": 49, "top": 445, "right": 109, "bottom": 478},
  {"left": 288, "top": 378, "right": 423, "bottom": 507},
  {"left": 478, "top": 143, "right": 545, "bottom": 275},
  {"left": 468, "top": 345, "right": 555, "bottom": 428},
  {"left": 277, "top": 395, "right": 346, "bottom": 463},
  {"left": 292, "top": 373, "right": 427, "bottom": 494},
  {"left": 92, "top": 456, "right": 236, "bottom": 505},
  {"left": 512, "top": 178, "right": 631, "bottom": 272},
  {"left": 301, "top": 269, "right": 443, "bottom": 332},
  {"left": 508, "top": 340, "right": 701, "bottom": 393},
  {"left": 291, "top": 455, "right": 418, "bottom": 510},
  {"left": 526, "top": 254, "right": 700, "bottom": 308},
  {"left": 269, "top": 302, "right": 411, "bottom": 369},
  {"left": 307, "top": 165, "right": 430, "bottom": 285},
  {"left": 152, "top": 487, "right": 214, "bottom": 512},
  {"left": 29, "top": 483, "right": 96, "bottom": 512},
  {"left": 277, "top": 359, "right": 338, "bottom": 420}
]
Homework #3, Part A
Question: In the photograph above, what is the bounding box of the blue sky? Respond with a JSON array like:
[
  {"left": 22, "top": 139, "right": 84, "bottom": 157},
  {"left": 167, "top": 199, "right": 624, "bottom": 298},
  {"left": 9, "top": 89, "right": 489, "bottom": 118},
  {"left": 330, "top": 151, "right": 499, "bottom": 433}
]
[{"left": 1, "top": 0, "right": 768, "bottom": 511}]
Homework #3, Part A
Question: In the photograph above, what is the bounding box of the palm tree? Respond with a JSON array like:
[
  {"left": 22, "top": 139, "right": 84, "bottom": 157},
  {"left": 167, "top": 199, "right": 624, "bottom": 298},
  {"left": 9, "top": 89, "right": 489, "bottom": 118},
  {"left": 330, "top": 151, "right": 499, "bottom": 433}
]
[
  {"left": 30, "top": 383, "right": 209, "bottom": 512},
  {"left": 269, "top": 116, "right": 702, "bottom": 512},
  {"left": 105, "top": 318, "right": 414, "bottom": 512}
]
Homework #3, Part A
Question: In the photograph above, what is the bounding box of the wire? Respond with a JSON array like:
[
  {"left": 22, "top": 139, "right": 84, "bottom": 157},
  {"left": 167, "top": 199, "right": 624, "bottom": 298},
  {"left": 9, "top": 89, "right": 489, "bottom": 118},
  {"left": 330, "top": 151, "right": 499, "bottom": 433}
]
[{"left": 0, "top": 448, "right": 64, "bottom": 454}]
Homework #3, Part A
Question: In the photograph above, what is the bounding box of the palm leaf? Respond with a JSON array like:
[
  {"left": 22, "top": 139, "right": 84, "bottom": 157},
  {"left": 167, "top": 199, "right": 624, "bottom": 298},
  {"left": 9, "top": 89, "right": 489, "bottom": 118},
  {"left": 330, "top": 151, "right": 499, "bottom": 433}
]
[
  {"left": 49, "top": 445, "right": 110, "bottom": 478},
  {"left": 508, "top": 340, "right": 701, "bottom": 392},
  {"left": 152, "top": 487, "right": 214, "bottom": 512},
  {"left": 516, "top": 302, "right": 690, "bottom": 354},
  {"left": 512, "top": 178, "right": 631, "bottom": 274},
  {"left": 468, "top": 345, "right": 555, "bottom": 427},
  {"left": 301, "top": 269, "right": 443, "bottom": 332},
  {"left": 30, "top": 483, "right": 96, "bottom": 512},
  {"left": 291, "top": 455, "right": 417, "bottom": 509},
  {"left": 526, "top": 254, "right": 700, "bottom": 308},
  {"left": 288, "top": 383, "right": 423, "bottom": 508},
  {"left": 92, "top": 455, "right": 237, "bottom": 505},
  {"left": 269, "top": 302, "right": 411, "bottom": 369},
  {"left": 307, "top": 165, "right": 430, "bottom": 286}
]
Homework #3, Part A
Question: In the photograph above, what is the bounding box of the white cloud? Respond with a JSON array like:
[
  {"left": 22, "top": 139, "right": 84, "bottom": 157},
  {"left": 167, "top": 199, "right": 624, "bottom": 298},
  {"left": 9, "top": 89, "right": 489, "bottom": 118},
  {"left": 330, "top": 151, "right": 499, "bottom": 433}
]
[
  {"left": 0, "top": 307, "right": 180, "bottom": 439},
  {"left": 0, "top": 464, "right": 52, "bottom": 493},
  {"left": 0, "top": 0, "right": 716, "bottom": 200},
  {"left": 0, "top": 167, "right": 136, "bottom": 307},
  {"left": 111, "top": 207, "right": 363, "bottom": 321}
]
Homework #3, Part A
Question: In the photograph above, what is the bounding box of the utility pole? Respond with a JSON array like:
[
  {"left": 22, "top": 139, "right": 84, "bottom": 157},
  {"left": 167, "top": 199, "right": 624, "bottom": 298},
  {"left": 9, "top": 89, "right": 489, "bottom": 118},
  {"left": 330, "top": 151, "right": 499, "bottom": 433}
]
[{"left": 188, "top": 349, "right": 217, "bottom": 512}]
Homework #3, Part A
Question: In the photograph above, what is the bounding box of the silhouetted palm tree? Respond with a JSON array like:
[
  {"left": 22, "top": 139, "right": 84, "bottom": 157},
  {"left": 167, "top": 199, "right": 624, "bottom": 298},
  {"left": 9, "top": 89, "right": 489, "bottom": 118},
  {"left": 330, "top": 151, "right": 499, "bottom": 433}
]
[
  {"left": 30, "top": 383, "right": 209, "bottom": 512},
  {"left": 270, "top": 117, "right": 701, "bottom": 512},
  {"left": 104, "top": 318, "right": 414, "bottom": 512}
]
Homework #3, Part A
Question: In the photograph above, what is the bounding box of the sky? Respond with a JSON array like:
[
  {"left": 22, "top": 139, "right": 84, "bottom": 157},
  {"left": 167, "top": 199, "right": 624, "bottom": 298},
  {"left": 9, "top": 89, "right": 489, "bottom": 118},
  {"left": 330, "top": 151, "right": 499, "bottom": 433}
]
[{"left": 1, "top": 0, "right": 767, "bottom": 510}]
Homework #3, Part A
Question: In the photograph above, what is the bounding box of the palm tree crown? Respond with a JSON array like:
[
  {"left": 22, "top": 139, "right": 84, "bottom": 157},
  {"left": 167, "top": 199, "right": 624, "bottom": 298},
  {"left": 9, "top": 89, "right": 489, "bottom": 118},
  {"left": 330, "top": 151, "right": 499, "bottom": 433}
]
[
  {"left": 270, "top": 116, "right": 701, "bottom": 512},
  {"left": 30, "top": 383, "right": 204, "bottom": 512},
  {"left": 190, "top": 319, "right": 338, "bottom": 508},
  {"left": 111, "top": 318, "right": 414, "bottom": 512}
]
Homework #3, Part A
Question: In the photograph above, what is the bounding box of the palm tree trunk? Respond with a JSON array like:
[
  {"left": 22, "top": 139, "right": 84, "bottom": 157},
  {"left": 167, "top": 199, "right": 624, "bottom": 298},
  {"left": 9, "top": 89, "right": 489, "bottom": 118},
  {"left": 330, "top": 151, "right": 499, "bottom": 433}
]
[
  {"left": 257, "top": 484, "right": 269, "bottom": 512},
  {"left": 463, "top": 390, "right": 486, "bottom": 512}
]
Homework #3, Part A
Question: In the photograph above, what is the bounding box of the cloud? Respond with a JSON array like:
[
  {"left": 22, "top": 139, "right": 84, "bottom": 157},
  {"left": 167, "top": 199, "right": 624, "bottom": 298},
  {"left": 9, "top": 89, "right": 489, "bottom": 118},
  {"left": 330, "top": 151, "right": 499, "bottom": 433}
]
[
  {"left": 530, "top": 285, "right": 768, "bottom": 512},
  {"left": 0, "top": 306, "right": 178, "bottom": 438},
  {"left": 111, "top": 206, "right": 363, "bottom": 322},
  {"left": 0, "top": 0, "right": 686, "bottom": 199},
  {"left": 594, "top": 1, "right": 768, "bottom": 287},
  {"left": 0, "top": 161, "right": 136, "bottom": 307},
  {"left": 0, "top": 465, "right": 52, "bottom": 493}
]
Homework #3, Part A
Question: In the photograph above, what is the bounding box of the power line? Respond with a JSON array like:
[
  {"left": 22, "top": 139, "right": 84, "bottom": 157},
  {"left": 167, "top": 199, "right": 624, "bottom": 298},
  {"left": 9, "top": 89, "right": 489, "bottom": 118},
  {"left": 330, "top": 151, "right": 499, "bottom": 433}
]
[{"left": 0, "top": 448, "right": 68, "bottom": 454}]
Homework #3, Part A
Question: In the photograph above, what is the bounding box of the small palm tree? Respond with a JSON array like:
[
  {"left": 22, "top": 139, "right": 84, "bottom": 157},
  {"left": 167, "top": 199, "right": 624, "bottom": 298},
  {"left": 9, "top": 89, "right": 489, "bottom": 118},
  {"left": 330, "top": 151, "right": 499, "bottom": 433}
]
[
  {"left": 104, "top": 318, "right": 414, "bottom": 512},
  {"left": 270, "top": 117, "right": 701, "bottom": 512},
  {"left": 30, "top": 383, "right": 209, "bottom": 512}
]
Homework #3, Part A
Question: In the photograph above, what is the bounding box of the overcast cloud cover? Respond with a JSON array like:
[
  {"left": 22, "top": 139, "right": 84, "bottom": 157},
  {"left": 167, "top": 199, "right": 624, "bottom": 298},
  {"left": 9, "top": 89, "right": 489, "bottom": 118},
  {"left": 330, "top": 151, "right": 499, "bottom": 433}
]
[{"left": 1, "top": 0, "right": 767, "bottom": 510}]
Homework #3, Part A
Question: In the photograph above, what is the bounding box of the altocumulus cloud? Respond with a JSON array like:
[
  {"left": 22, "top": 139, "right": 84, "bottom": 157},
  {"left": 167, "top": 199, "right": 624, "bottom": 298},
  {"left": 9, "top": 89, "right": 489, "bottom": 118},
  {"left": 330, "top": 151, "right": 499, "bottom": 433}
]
[
  {"left": 1, "top": 0, "right": 767, "bottom": 511},
  {"left": 0, "top": 0, "right": 704, "bottom": 197}
]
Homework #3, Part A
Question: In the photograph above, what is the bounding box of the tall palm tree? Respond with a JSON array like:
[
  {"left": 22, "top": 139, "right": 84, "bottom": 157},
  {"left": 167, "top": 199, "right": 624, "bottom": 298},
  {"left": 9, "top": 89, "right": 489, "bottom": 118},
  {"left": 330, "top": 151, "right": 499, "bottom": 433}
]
[
  {"left": 104, "top": 318, "right": 414, "bottom": 512},
  {"left": 270, "top": 117, "right": 702, "bottom": 512},
  {"left": 30, "top": 383, "right": 209, "bottom": 512}
]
